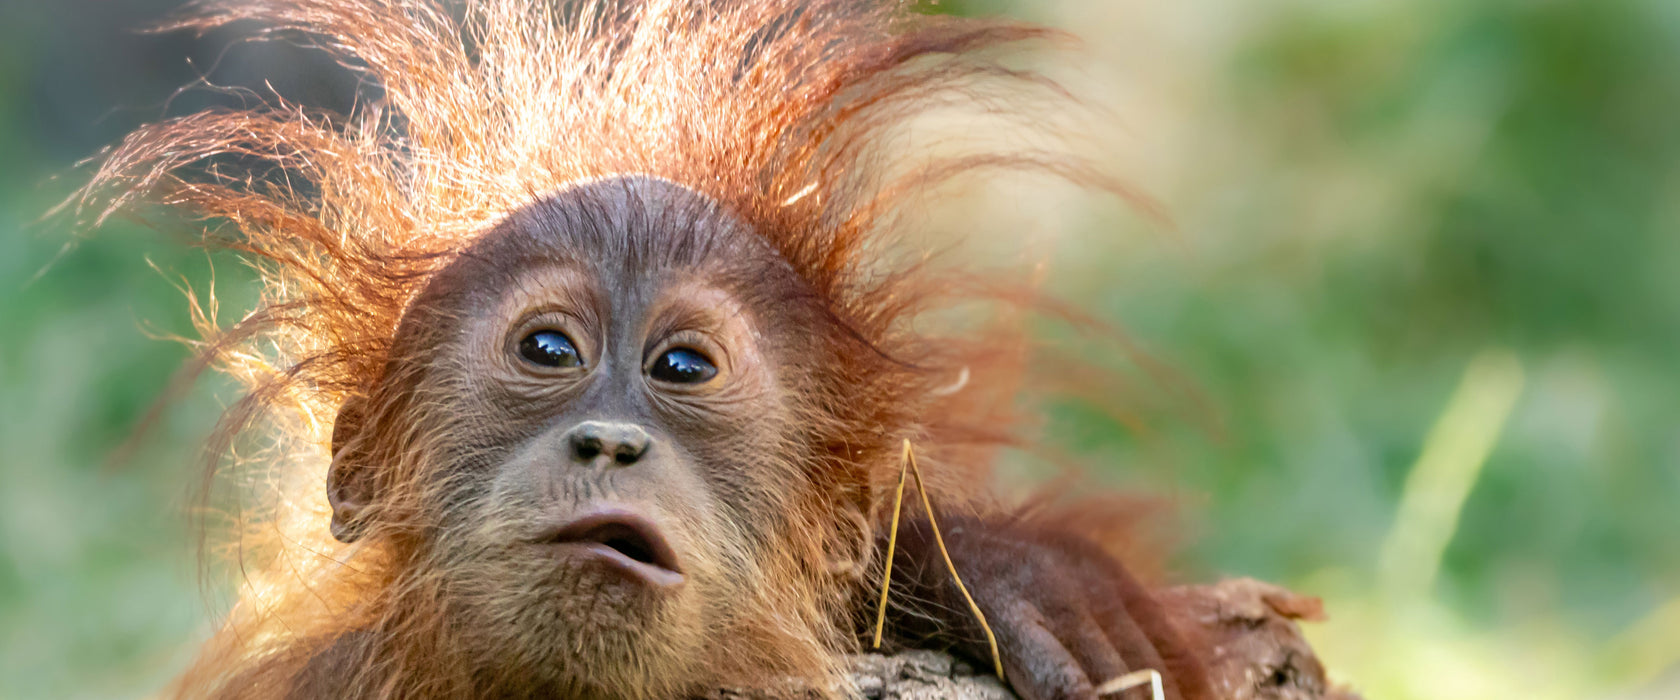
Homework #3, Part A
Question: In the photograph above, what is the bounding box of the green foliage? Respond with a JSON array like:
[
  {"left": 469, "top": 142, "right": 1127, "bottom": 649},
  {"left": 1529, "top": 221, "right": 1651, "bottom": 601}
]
[{"left": 1014, "top": 0, "right": 1680, "bottom": 696}]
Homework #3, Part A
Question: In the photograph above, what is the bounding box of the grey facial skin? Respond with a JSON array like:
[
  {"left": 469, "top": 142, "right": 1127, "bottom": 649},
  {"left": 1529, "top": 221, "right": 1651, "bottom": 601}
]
[{"left": 322, "top": 176, "right": 829, "bottom": 694}]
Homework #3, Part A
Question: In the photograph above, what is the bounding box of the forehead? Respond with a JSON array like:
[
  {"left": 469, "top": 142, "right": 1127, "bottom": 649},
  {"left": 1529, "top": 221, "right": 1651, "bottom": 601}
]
[{"left": 424, "top": 176, "right": 777, "bottom": 308}]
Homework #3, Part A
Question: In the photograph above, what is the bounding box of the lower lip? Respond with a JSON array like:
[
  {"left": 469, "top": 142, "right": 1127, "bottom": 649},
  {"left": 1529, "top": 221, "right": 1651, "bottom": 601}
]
[{"left": 539, "top": 541, "right": 686, "bottom": 589}]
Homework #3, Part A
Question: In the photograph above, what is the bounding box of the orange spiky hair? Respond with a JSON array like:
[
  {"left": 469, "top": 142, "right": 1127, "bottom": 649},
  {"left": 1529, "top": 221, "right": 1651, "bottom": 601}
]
[{"left": 76, "top": 0, "right": 1144, "bottom": 696}]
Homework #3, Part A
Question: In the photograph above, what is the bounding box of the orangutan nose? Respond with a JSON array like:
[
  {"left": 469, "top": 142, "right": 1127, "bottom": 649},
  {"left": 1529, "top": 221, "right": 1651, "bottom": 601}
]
[{"left": 564, "top": 421, "right": 652, "bottom": 466}]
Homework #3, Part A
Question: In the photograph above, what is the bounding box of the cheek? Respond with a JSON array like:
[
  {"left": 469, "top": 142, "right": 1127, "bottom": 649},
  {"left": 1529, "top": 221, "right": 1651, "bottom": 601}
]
[
  {"left": 404, "top": 444, "right": 545, "bottom": 561},
  {"left": 465, "top": 443, "right": 555, "bottom": 530},
  {"left": 682, "top": 414, "right": 807, "bottom": 549}
]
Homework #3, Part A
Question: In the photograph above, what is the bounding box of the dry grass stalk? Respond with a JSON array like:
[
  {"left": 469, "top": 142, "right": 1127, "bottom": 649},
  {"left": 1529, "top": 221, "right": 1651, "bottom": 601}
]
[
  {"left": 871, "top": 439, "right": 1005, "bottom": 680},
  {"left": 1095, "top": 668, "right": 1163, "bottom": 699}
]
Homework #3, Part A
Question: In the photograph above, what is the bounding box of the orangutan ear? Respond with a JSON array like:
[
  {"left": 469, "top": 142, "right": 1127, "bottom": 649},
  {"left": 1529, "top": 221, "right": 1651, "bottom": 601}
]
[
  {"left": 826, "top": 495, "right": 873, "bottom": 580},
  {"left": 327, "top": 395, "right": 374, "bottom": 543}
]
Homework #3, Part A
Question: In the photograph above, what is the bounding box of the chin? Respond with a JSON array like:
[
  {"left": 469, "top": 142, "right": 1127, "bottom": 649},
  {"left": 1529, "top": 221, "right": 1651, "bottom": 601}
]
[{"left": 441, "top": 553, "right": 713, "bottom": 695}]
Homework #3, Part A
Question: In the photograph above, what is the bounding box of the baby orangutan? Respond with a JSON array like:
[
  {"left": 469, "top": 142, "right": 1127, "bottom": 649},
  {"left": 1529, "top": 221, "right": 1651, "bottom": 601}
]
[{"left": 81, "top": 1, "right": 1214, "bottom": 699}]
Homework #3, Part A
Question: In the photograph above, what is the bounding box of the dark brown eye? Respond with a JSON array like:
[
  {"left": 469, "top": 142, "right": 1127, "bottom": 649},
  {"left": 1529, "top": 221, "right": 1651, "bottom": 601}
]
[
  {"left": 518, "top": 330, "right": 583, "bottom": 368},
  {"left": 650, "top": 348, "right": 717, "bottom": 384}
]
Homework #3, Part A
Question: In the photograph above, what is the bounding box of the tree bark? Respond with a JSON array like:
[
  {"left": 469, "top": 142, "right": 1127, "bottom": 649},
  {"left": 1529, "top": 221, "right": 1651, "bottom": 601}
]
[{"left": 708, "top": 578, "right": 1362, "bottom": 700}]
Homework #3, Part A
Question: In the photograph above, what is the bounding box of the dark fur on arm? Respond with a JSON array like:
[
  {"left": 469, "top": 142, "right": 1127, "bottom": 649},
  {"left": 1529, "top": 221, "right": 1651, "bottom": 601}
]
[{"left": 879, "top": 514, "right": 1214, "bottom": 700}]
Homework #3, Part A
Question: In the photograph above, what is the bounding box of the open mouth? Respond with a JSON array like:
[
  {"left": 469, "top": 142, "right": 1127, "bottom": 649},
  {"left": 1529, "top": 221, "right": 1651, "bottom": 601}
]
[{"left": 534, "top": 509, "right": 684, "bottom": 588}]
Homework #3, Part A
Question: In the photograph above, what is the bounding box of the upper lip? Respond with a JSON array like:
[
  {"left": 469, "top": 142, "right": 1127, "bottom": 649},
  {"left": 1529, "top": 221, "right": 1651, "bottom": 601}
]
[{"left": 531, "top": 508, "right": 684, "bottom": 585}]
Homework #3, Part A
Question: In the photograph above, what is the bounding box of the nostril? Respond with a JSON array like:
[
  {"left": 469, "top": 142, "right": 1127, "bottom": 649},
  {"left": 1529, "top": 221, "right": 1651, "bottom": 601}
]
[{"left": 563, "top": 421, "right": 653, "bottom": 467}]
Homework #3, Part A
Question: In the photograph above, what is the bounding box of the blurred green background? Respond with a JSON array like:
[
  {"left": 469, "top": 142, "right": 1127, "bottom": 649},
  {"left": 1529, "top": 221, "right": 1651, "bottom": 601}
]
[{"left": 1, "top": 1, "right": 1676, "bottom": 698}]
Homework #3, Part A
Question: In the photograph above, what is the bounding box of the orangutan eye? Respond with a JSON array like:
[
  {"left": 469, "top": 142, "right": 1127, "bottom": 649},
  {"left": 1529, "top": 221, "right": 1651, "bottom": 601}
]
[
  {"left": 649, "top": 348, "right": 717, "bottom": 384},
  {"left": 518, "top": 330, "right": 583, "bottom": 368}
]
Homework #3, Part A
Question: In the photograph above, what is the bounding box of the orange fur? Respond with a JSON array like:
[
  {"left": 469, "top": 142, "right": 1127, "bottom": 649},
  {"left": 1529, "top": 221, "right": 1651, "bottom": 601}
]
[{"left": 72, "top": 1, "right": 1159, "bottom": 698}]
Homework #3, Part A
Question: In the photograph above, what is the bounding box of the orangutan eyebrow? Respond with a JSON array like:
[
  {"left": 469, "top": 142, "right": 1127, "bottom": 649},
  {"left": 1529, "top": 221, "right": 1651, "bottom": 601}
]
[
  {"left": 473, "top": 260, "right": 603, "bottom": 332},
  {"left": 641, "top": 282, "right": 754, "bottom": 339}
]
